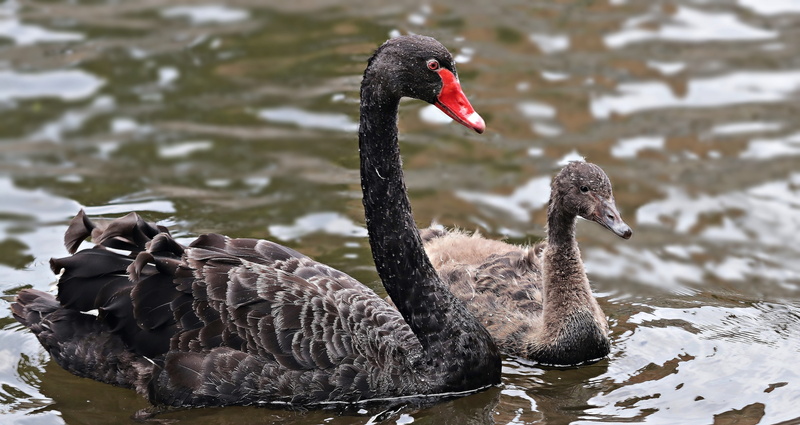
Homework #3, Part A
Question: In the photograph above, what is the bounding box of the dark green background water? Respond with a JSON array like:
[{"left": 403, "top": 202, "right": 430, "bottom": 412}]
[{"left": 1, "top": 1, "right": 799, "bottom": 424}]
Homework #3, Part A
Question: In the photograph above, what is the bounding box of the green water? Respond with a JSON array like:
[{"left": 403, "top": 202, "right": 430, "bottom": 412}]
[{"left": 1, "top": 1, "right": 799, "bottom": 424}]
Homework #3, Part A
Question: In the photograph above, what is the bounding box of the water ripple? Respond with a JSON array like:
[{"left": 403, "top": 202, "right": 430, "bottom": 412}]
[
  {"left": 257, "top": 107, "right": 359, "bottom": 132},
  {"left": 0, "top": 70, "right": 104, "bottom": 102},
  {"left": 268, "top": 212, "right": 367, "bottom": 241},
  {"left": 605, "top": 6, "right": 776, "bottom": 48},
  {"left": 161, "top": 5, "right": 250, "bottom": 25},
  {"left": 591, "top": 71, "right": 800, "bottom": 119}
]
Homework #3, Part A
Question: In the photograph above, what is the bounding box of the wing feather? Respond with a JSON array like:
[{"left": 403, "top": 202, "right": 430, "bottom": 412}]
[{"left": 19, "top": 212, "right": 427, "bottom": 406}]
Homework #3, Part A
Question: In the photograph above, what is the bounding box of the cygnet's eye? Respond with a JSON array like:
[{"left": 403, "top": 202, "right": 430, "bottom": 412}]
[
  {"left": 580, "top": 186, "right": 590, "bottom": 193},
  {"left": 427, "top": 59, "right": 440, "bottom": 71}
]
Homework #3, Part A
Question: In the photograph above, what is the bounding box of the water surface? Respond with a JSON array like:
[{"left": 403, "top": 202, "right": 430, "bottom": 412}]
[{"left": 1, "top": 1, "right": 799, "bottom": 424}]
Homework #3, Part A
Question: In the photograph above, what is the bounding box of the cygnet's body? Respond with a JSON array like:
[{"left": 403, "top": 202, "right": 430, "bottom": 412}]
[{"left": 421, "top": 162, "right": 632, "bottom": 366}]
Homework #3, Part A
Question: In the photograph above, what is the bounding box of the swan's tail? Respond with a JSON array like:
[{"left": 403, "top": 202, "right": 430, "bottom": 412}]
[
  {"left": 50, "top": 210, "right": 191, "bottom": 358},
  {"left": 10, "top": 210, "right": 188, "bottom": 393},
  {"left": 11, "top": 288, "right": 153, "bottom": 392}
]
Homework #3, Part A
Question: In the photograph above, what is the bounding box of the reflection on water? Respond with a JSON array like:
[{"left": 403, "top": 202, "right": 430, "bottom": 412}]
[
  {"left": 604, "top": 6, "right": 776, "bottom": 48},
  {"left": 269, "top": 211, "right": 368, "bottom": 241},
  {"left": 528, "top": 33, "right": 570, "bottom": 54},
  {"left": 710, "top": 121, "right": 782, "bottom": 136},
  {"left": 31, "top": 96, "right": 116, "bottom": 143},
  {"left": 742, "top": 132, "right": 800, "bottom": 160},
  {"left": 585, "top": 303, "right": 800, "bottom": 423},
  {"left": 456, "top": 176, "right": 550, "bottom": 223},
  {"left": 157, "top": 140, "right": 213, "bottom": 158},
  {"left": 161, "top": 5, "right": 250, "bottom": 25},
  {"left": 0, "top": 0, "right": 82, "bottom": 45},
  {"left": 0, "top": 70, "right": 104, "bottom": 102},
  {"left": 258, "top": 107, "right": 359, "bottom": 132},
  {"left": 738, "top": 0, "right": 800, "bottom": 15},
  {"left": 591, "top": 71, "right": 800, "bottom": 119},
  {"left": 1, "top": 0, "right": 799, "bottom": 424},
  {"left": 610, "top": 136, "right": 664, "bottom": 159}
]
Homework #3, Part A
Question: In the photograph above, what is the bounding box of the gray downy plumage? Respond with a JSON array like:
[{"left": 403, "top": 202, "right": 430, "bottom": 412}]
[{"left": 419, "top": 161, "right": 632, "bottom": 366}]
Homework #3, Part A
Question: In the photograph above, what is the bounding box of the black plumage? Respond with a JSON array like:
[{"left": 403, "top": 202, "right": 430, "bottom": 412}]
[{"left": 12, "top": 35, "right": 500, "bottom": 413}]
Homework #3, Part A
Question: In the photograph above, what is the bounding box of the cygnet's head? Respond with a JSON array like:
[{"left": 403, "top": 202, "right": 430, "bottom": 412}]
[{"left": 550, "top": 161, "right": 632, "bottom": 239}]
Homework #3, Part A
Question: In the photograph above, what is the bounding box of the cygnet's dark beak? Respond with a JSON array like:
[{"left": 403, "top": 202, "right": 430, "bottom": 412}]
[{"left": 592, "top": 197, "right": 633, "bottom": 239}]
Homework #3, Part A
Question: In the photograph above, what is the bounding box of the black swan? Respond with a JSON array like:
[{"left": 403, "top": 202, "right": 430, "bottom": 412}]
[
  {"left": 419, "top": 161, "right": 632, "bottom": 366},
  {"left": 11, "top": 35, "right": 500, "bottom": 413}
]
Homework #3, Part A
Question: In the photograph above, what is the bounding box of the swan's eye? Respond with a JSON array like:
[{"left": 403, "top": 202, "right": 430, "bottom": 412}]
[
  {"left": 427, "top": 59, "right": 440, "bottom": 71},
  {"left": 580, "top": 186, "right": 590, "bottom": 193}
]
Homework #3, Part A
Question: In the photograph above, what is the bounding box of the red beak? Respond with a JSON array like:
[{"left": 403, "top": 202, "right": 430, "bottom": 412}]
[{"left": 434, "top": 68, "right": 486, "bottom": 134}]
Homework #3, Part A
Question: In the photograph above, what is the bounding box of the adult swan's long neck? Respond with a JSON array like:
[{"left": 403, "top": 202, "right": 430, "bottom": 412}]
[{"left": 359, "top": 76, "right": 500, "bottom": 390}]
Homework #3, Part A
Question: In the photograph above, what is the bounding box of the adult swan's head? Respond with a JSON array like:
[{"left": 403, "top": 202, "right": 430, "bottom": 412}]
[{"left": 12, "top": 35, "right": 500, "bottom": 417}]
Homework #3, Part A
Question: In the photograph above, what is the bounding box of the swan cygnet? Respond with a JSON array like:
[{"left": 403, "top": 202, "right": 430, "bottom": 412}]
[{"left": 420, "top": 161, "right": 632, "bottom": 366}]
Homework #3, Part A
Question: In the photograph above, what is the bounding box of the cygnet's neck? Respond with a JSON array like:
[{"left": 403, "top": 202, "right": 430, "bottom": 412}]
[{"left": 542, "top": 199, "right": 596, "bottom": 325}]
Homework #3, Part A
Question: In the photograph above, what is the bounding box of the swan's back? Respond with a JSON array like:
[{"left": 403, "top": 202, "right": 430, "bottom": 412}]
[
  {"left": 13, "top": 35, "right": 502, "bottom": 410},
  {"left": 421, "top": 228, "right": 526, "bottom": 271},
  {"left": 14, "top": 212, "right": 429, "bottom": 407}
]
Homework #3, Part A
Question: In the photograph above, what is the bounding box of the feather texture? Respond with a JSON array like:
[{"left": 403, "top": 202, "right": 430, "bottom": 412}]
[
  {"left": 12, "top": 34, "right": 500, "bottom": 413},
  {"left": 16, "top": 213, "right": 441, "bottom": 405},
  {"left": 415, "top": 162, "right": 631, "bottom": 366}
]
